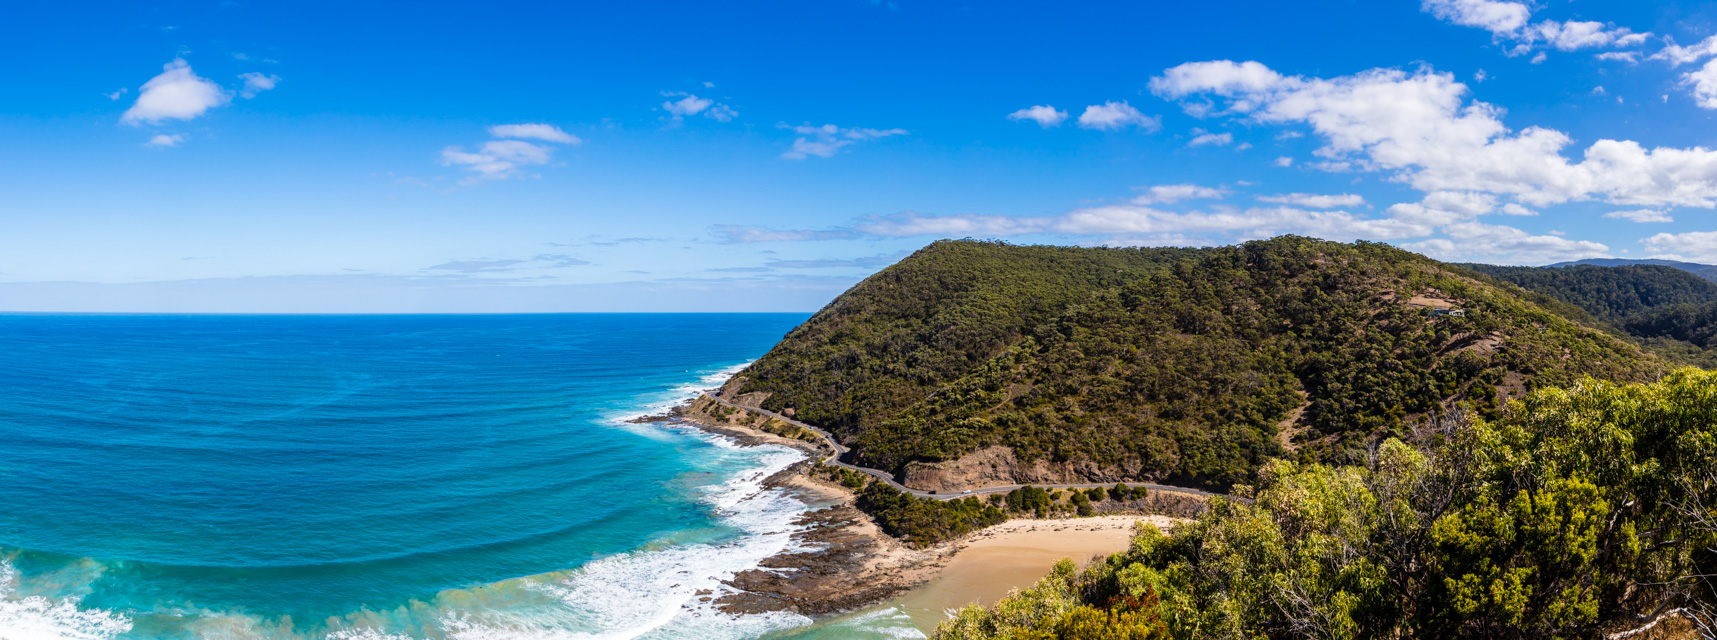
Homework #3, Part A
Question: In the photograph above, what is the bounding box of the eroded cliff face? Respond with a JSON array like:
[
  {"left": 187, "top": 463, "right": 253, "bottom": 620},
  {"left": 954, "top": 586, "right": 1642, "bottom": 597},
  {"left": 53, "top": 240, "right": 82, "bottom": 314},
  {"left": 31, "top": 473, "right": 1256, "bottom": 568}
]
[{"left": 900, "top": 446, "right": 1154, "bottom": 493}]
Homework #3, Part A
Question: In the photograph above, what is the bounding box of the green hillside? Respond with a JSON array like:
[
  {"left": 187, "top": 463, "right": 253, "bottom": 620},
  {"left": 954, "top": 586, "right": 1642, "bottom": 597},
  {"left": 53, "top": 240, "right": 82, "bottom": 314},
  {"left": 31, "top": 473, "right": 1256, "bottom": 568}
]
[
  {"left": 1462, "top": 262, "right": 1717, "bottom": 366},
  {"left": 737, "top": 238, "right": 1664, "bottom": 488}
]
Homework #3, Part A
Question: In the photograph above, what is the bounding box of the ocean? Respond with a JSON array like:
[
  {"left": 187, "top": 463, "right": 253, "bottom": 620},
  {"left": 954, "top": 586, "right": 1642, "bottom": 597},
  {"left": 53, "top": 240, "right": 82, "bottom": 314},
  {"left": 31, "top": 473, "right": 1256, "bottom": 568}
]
[{"left": 0, "top": 314, "right": 925, "bottom": 640}]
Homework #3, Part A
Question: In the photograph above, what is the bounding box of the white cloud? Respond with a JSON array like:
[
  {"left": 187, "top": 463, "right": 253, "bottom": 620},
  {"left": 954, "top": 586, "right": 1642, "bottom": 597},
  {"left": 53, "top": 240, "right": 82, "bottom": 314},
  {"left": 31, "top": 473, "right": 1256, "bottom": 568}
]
[
  {"left": 1523, "top": 20, "right": 1645, "bottom": 52},
  {"left": 1500, "top": 203, "right": 1537, "bottom": 216},
  {"left": 1421, "top": 0, "right": 1530, "bottom": 34},
  {"left": 662, "top": 92, "right": 737, "bottom": 121},
  {"left": 853, "top": 205, "right": 1425, "bottom": 242},
  {"left": 1652, "top": 35, "right": 1717, "bottom": 66},
  {"left": 1642, "top": 231, "right": 1717, "bottom": 262},
  {"left": 1007, "top": 105, "right": 1068, "bottom": 127},
  {"left": 1591, "top": 85, "right": 1607, "bottom": 96},
  {"left": 1256, "top": 193, "right": 1365, "bottom": 208},
  {"left": 1151, "top": 59, "right": 1717, "bottom": 208},
  {"left": 1421, "top": 0, "right": 1647, "bottom": 56},
  {"left": 121, "top": 59, "right": 232, "bottom": 125},
  {"left": 1188, "top": 132, "right": 1233, "bottom": 146},
  {"left": 237, "top": 72, "right": 279, "bottom": 99},
  {"left": 779, "top": 123, "right": 908, "bottom": 159},
  {"left": 441, "top": 125, "right": 581, "bottom": 182},
  {"left": 488, "top": 123, "right": 581, "bottom": 144},
  {"left": 664, "top": 93, "right": 713, "bottom": 117},
  {"left": 145, "top": 133, "right": 185, "bottom": 148},
  {"left": 1076, "top": 101, "right": 1160, "bottom": 131},
  {"left": 105, "top": 87, "right": 128, "bottom": 101},
  {"left": 1604, "top": 209, "right": 1673, "bottom": 223},
  {"left": 1274, "top": 156, "right": 1294, "bottom": 167},
  {"left": 709, "top": 225, "right": 861, "bottom": 243},
  {"left": 705, "top": 104, "right": 738, "bottom": 122},
  {"left": 1595, "top": 51, "right": 1640, "bottom": 64},
  {"left": 1404, "top": 221, "right": 1608, "bottom": 263},
  {"left": 1133, "top": 184, "right": 1226, "bottom": 205},
  {"left": 1686, "top": 59, "right": 1717, "bottom": 109}
]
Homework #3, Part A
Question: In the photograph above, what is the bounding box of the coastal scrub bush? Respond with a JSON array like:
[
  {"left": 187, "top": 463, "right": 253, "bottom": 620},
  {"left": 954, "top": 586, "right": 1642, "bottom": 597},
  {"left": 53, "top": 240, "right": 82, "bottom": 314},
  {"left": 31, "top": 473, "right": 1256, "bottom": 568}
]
[
  {"left": 934, "top": 370, "right": 1717, "bottom": 639},
  {"left": 1005, "top": 486, "right": 1052, "bottom": 513},
  {"left": 855, "top": 481, "right": 1006, "bottom": 547}
]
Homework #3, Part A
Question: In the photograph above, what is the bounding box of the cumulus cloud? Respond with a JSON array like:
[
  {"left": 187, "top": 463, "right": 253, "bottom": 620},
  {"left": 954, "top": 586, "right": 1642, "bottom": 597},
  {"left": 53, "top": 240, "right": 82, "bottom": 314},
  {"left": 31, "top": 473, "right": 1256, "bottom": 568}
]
[
  {"left": 1256, "top": 193, "right": 1365, "bottom": 208},
  {"left": 779, "top": 123, "right": 907, "bottom": 159},
  {"left": 1604, "top": 209, "right": 1673, "bottom": 223},
  {"left": 1076, "top": 101, "right": 1160, "bottom": 131},
  {"left": 1643, "top": 231, "right": 1717, "bottom": 262},
  {"left": 1150, "top": 59, "right": 1717, "bottom": 208},
  {"left": 1403, "top": 221, "right": 1608, "bottom": 263},
  {"left": 488, "top": 123, "right": 581, "bottom": 144},
  {"left": 1132, "top": 184, "right": 1226, "bottom": 205},
  {"left": 1420, "top": 0, "right": 1646, "bottom": 56},
  {"left": 237, "top": 72, "right": 279, "bottom": 99},
  {"left": 1421, "top": 0, "right": 1530, "bottom": 34},
  {"left": 1595, "top": 51, "right": 1639, "bottom": 64},
  {"left": 1007, "top": 105, "right": 1068, "bottom": 127},
  {"left": 1652, "top": 35, "right": 1717, "bottom": 66},
  {"left": 1686, "top": 59, "right": 1717, "bottom": 109},
  {"left": 662, "top": 92, "right": 737, "bottom": 122},
  {"left": 105, "top": 87, "right": 128, "bottom": 101},
  {"left": 145, "top": 134, "right": 185, "bottom": 148},
  {"left": 442, "top": 125, "right": 580, "bottom": 182},
  {"left": 1274, "top": 156, "right": 1294, "bottom": 167},
  {"left": 121, "top": 59, "right": 232, "bottom": 125}
]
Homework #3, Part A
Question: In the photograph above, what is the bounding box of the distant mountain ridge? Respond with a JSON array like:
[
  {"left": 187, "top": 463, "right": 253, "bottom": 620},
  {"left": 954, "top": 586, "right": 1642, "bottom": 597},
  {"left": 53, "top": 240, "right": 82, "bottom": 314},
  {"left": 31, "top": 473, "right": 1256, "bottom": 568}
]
[
  {"left": 1548, "top": 257, "right": 1717, "bottom": 282},
  {"left": 731, "top": 238, "right": 1663, "bottom": 490}
]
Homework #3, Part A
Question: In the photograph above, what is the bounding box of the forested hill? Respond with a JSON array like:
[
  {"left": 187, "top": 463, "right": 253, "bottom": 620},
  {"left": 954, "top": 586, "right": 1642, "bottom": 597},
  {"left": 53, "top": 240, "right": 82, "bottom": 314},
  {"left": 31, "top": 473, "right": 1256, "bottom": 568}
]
[
  {"left": 1462, "top": 262, "right": 1717, "bottom": 362},
  {"left": 734, "top": 237, "right": 1664, "bottom": 489}
]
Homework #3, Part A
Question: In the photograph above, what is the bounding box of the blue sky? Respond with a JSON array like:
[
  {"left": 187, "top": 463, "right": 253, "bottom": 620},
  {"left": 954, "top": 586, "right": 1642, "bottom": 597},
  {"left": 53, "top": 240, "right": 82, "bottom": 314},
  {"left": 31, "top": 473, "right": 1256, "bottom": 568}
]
[{"left": 6, "top": 0, "right": 1717, "bottom": 312}]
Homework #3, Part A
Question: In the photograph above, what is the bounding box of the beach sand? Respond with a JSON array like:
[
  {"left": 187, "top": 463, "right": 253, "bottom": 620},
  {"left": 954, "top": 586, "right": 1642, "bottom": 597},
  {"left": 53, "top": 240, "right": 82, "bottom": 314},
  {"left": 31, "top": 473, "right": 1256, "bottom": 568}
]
[{"left": 890, "top": 515, "right": 1183, "bottom": 634}]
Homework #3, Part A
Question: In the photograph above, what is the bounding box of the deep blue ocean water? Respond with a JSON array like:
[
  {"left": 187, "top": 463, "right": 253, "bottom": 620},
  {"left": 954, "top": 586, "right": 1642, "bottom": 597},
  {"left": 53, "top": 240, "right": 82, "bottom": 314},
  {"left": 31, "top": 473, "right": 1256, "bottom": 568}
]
[{"left": 0, "top": 314, "right": 932, "bottom": 639}]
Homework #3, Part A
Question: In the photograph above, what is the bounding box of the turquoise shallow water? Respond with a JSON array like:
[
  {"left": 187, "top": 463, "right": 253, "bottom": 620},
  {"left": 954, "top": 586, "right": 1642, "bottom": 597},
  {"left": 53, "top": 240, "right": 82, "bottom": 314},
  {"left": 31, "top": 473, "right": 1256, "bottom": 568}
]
[{"left": 0, "top": 313, "right": 925, "bottom": 639}]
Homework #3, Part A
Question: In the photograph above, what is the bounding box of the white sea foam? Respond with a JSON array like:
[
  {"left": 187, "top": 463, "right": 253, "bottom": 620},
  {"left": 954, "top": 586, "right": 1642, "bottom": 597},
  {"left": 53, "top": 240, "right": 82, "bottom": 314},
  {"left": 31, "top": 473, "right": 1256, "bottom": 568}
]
[
  {"left": 319, "top": 413, "right": 818, "bottom": 640},
  {"left": 468, "top": 440, "right": 812, "bottom": 639},
  {"left": 610, "top": 360, "right": 754, "bottom": 426},
  {"left": 0, "top": 559, "right": 133, "bottom": 640}
]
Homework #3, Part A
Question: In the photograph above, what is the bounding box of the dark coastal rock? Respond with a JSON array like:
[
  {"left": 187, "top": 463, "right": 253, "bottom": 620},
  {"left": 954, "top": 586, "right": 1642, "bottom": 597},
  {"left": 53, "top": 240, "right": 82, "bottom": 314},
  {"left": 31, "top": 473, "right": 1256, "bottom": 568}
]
[{"left": 714, "top": 506, "right": 915, "bottom": 616}]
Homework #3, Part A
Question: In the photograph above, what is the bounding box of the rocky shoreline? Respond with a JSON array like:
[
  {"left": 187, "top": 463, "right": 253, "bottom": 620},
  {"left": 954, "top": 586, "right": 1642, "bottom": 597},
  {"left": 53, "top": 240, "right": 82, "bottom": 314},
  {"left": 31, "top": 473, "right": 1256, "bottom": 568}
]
[{"left": 640, "top": 391, "right": 1207, "bottom": 618}]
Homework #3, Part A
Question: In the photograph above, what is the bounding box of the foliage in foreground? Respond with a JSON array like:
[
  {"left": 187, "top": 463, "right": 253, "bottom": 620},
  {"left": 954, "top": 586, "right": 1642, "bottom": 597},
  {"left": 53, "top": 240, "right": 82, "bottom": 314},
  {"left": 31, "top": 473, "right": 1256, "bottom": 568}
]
[{"left": 935, "top": 369, "right": 1717, "bottom": 639}]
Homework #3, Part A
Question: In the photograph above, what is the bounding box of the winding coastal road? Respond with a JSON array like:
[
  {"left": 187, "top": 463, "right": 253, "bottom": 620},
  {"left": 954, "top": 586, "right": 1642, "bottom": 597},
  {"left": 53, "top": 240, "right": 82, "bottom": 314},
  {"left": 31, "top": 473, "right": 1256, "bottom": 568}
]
[{"left": 699, "top": 393, "right": 1221, "bottom": 503}]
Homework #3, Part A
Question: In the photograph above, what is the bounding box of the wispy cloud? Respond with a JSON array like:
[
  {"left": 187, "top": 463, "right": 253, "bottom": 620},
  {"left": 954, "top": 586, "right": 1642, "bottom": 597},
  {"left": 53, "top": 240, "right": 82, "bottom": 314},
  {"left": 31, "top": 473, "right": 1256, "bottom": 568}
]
[
  {"left": 442, "top": 124, "right": 581, "bottom": 182},
  {"left": 662, "top": 92, "right": 737, "bottom": 122},
  {"left": 710, "top": 224, "right": 862, "bottom": 243},
  {"left": 1007, "top": 105, "right": 1068, "bottom": 127},
  {"left": 1603, "top": 209, "right": 1673, "bottom": 223},
  {"left": 778, "top": 123, "right": 908, "bottom": 159},
  {"left": 488, "top": 123, "right": 581, "bottom": 144},
  {"left": 424, "top": 253, "right": 592, "bottom": 273},
  {"left": 237, "top": 72, "right": 279, "bottom": 98},
  {"left": 145, "top": 133, "right": 186, "bottom": 148},
  {"left": 1132, "top": 184, "right": 1226, "bottom": 205},
  {"left": 1256, "top": 193, "right": 1365, "bottom": 208}
]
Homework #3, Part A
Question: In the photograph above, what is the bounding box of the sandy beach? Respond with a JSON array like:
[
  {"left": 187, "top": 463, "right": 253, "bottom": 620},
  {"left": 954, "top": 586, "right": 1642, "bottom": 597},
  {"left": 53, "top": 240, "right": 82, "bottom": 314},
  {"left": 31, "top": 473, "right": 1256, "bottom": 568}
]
[{"left": 890, "top": 515, "right": 1183, "bottom": 633}]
